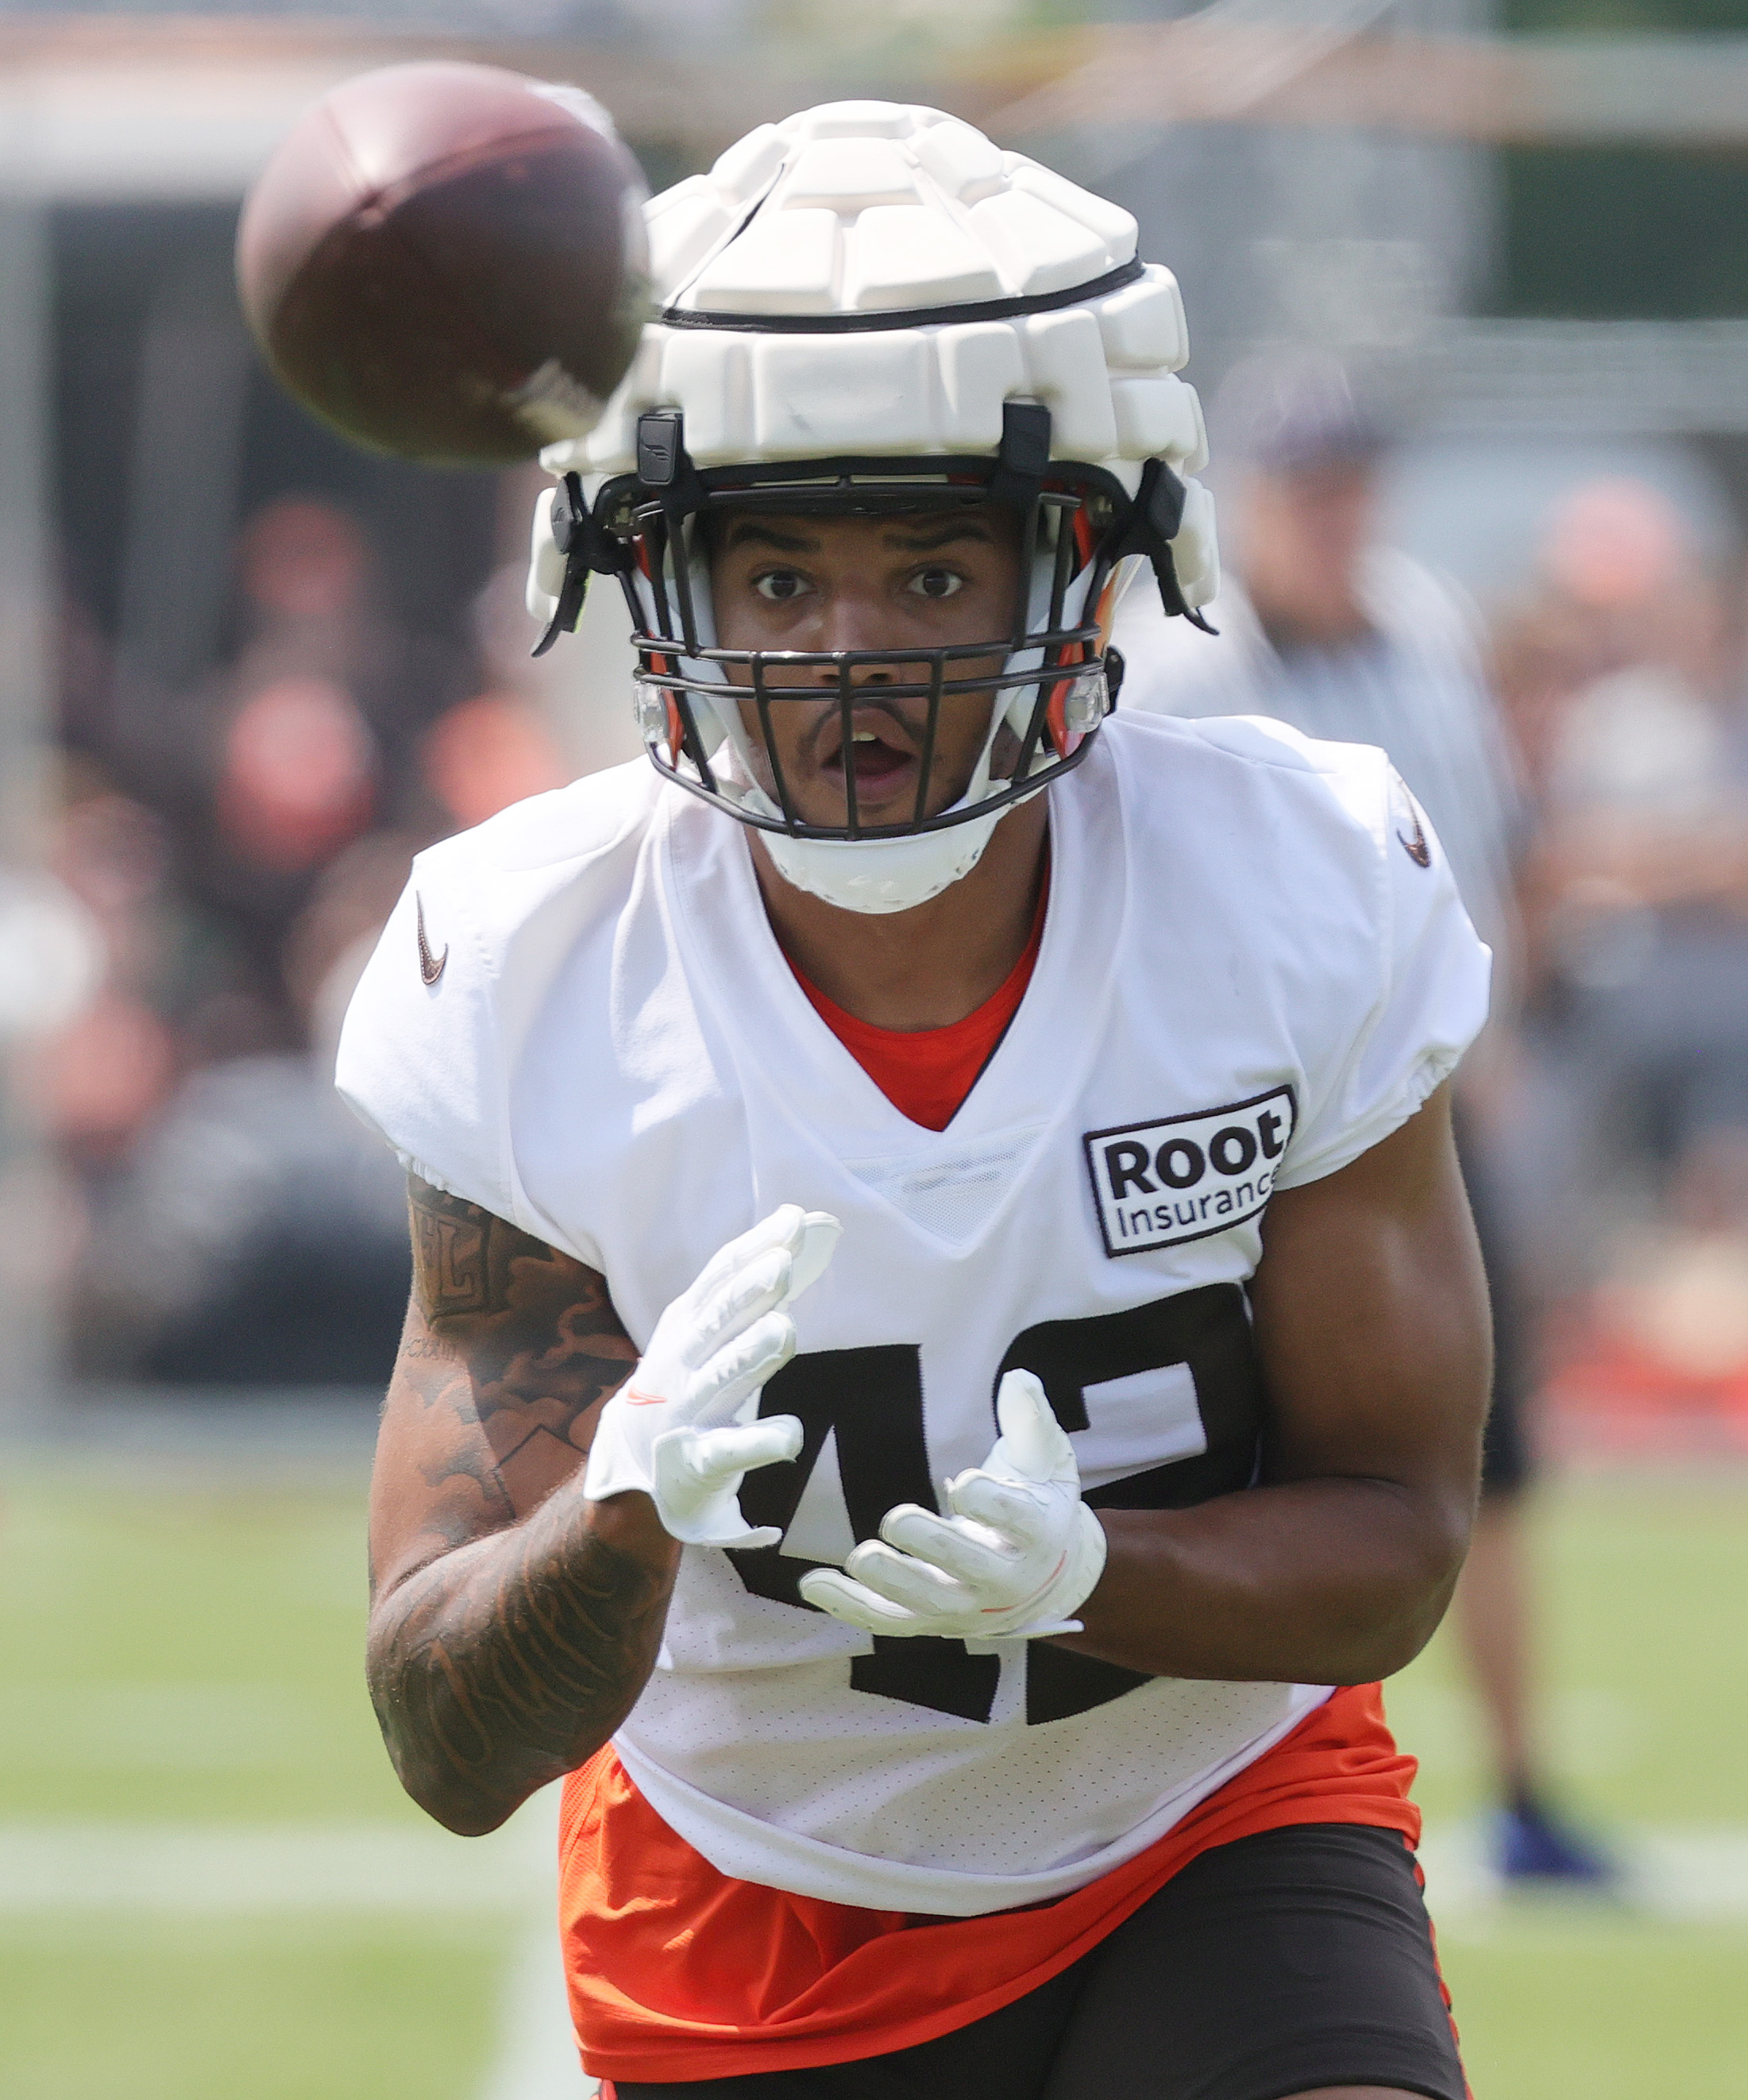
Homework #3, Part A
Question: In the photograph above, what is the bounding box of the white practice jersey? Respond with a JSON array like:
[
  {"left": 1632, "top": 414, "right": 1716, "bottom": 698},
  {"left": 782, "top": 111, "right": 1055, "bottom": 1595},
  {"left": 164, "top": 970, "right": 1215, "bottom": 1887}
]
[
  {"left": 1113, "top": 551, "right": 1520, "bottom": 963},
  {"left": 338, "top": 710, "right": 1490, "bottom": 1917}
]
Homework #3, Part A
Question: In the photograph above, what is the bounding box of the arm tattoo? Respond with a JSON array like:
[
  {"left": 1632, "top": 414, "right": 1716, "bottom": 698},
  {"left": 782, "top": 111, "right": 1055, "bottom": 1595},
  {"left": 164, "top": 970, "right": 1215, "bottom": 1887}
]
[
  {"left": 411, "top": 1183, "right": 500, "bottom": 1318},
  {"left": 370, "top": 1177, "right": 664, "bottom": 1832},
  {"left": 403, "top": 1175, "right": 638, "bottom": 1533},
  {"left": 371, "top": 1486, "right": 671, "bottom": 1834}
]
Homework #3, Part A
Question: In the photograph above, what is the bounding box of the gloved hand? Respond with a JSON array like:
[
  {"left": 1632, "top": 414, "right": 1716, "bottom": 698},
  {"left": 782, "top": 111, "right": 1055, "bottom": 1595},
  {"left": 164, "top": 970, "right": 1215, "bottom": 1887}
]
[
  {"left": 798, "top": 1370, "right": 1106, "bottom": 1640},
  {"left": 584, "top": 1205, "right": 839, "bottom": 1547}
]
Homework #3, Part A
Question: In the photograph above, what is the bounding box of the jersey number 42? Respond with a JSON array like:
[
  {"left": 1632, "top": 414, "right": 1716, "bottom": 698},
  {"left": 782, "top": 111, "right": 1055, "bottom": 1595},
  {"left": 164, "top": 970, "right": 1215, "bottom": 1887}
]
[{"left": 727, "top": 1283, "right": 1264, "bottom": 1727}]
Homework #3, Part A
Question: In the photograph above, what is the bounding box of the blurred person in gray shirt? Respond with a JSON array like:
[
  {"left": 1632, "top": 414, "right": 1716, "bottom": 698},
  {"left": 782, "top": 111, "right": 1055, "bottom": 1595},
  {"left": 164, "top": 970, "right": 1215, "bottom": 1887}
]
[
  {"left": 1113, "top": 355, "right": 1609, "bottom": 1886},
  {"left": 1113, "top": 361, "right": 1515, "bottom": 960}
]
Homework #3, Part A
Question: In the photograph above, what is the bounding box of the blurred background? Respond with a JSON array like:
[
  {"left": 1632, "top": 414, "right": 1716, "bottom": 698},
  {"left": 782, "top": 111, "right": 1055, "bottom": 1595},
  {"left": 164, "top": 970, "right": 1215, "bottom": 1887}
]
[{"left": 2, "top": 0, "right": 1746, "bottom": 2094}]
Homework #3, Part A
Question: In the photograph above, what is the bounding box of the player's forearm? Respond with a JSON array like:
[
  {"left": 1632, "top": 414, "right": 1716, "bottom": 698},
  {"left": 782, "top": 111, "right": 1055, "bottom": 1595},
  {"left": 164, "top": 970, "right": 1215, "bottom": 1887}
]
[
  {"left": 1062, "top": 1476, "right": 1470, "bottom": 1686},
  {"left": 366, "top": 1490, "right": 679, "bottom": 1836}
]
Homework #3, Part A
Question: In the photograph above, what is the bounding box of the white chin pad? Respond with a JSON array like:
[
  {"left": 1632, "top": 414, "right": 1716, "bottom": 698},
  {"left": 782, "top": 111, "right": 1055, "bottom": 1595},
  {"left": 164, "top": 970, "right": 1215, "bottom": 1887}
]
[{"left": 761, "top": 799, "right": 1017, "bottom": 915}]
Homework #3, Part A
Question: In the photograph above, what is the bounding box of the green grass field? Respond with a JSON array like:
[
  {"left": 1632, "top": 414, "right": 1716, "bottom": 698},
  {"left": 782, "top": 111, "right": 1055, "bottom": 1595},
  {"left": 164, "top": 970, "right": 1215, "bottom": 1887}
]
[
  {"left": 0, "top": 1453, "right": 523, "bottom": 2100},
  {"left": 1391, "top": 1470, "right": 1748, "bottom": 2099},
  {"left": 2, "top": 1446, "right": 1745, "bottom": 2098}
]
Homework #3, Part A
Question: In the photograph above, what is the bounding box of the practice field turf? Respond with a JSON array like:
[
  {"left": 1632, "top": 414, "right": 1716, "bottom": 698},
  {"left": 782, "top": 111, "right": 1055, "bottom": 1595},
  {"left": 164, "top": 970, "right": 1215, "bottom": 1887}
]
[
  {"left": 1391, "top": 1473, "right": 1748, "bottom": 2099},
  {"left": 1, "top": 1441, "right": 1744, "bottom": 2098}
]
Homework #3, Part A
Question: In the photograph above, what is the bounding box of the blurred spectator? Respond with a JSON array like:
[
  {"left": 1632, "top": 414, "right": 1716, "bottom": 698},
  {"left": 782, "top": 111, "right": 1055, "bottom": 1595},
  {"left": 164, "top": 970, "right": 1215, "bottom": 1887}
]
[
  {"left": 470, "top": 541, "right": 644, "bottom": 780},
  {"left": 35, "top": 766, "right": 183, "bottom": 1166},
  {"left": 46, "top": 489, "right": 611, "bottom": 1390},
  {"left": 221, "top": 496, "right": 473, "bottom": 785},
  {"left": 1114, "top": 353, "right": 1613, "bottom": 1886},
  {"left": 68, "top": 832, "right": 420, "bottom": 1387},
  {"left": 1495, "top": 479, "right": 1748, "bottom": 1415},
  {"left": 421, "top": 691, "right": 569, "bottom": 832},
  {"left": 114, "top": 495, "right": 472, "bottom": 1048},
  {"left": 1116, "top": 356, "right": 1518, "bottom": 959},
  {"left": 216, "top": 673, "right": 376, "bottom": 874}
]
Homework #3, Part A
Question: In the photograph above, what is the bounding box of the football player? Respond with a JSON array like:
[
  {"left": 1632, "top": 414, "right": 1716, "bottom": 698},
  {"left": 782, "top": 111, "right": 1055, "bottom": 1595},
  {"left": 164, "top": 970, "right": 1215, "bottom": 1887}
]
[{"left": 342, "top": 104, "right": 1491, "bottom": 2100}]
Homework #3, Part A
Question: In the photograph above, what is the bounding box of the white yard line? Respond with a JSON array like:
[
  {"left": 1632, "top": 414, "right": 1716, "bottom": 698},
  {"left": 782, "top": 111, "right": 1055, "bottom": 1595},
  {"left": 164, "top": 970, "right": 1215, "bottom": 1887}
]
[
  {"left": 480, "top": 1919, "right": 596, "bottom": 2100},
  {"left": 0, "top": 1793, "right": 592, "bottom": 2095},
  {"left": 1419, "top": 1824, "right": 1748, "bottom": 1928},
  {"left": 0, "top": 1813, "right": 549, "bottom": 1916},
  {"left": 475, "top": 1785, "right": 596, "bottom": 2100},
  {"left": 4, "top": 1814, "right": 1742, "bottom": 2100},
  {"left": 7, "top": 1816, "right": 1744, "bottom": 1925}
]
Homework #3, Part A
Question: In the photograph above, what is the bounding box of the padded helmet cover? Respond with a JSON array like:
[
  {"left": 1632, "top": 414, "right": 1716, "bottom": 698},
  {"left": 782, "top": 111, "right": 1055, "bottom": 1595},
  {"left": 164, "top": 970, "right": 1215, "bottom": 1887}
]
[
  {"left": 533, "top": 99, "right": 1217, "bottom": 604},
  {"left": 526, "top": 101, "right": 1219, "bottom": 910}
]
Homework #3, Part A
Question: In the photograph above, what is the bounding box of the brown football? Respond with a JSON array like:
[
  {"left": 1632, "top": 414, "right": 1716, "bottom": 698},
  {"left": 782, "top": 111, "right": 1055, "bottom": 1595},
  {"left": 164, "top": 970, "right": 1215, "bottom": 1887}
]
[{"left": 237, "top": 60, "right": 650, "bottom": 466}]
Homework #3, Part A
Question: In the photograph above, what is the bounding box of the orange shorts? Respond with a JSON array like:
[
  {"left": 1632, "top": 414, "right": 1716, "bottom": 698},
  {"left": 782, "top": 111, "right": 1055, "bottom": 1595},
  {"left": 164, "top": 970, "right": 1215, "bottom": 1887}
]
[{"left": 558, "top": 1682, "right": 1419, "bottom": 2085}]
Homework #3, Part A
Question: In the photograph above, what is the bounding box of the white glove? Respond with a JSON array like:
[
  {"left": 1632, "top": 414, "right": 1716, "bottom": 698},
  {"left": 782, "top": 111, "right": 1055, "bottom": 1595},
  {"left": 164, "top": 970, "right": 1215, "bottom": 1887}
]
[
  {"left": 584, "top": 1205, "right": 839, "bottom": 1547},
  {"left": 798, "top": 1369, "right": 1106, "bottom": 1641}
]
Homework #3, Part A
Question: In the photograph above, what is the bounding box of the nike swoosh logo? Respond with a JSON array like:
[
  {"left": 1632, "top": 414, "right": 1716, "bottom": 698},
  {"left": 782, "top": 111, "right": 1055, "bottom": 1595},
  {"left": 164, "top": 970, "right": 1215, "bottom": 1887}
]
[
  {"left": 416, "top": 894, "right": 448, "bottom": 986},
  {"left": 1397, "top": 814, "right": 1431, "bottom": 869}
]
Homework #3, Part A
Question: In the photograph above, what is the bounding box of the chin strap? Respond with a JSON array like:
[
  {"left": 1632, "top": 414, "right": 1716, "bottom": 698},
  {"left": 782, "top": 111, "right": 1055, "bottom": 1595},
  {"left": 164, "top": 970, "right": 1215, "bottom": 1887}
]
[
  {"left": 531, "top": 472, "right": 631, "bottom": 658},
  {"left": 1109, "top": 457, "right": 1217, "bottom": 635}
]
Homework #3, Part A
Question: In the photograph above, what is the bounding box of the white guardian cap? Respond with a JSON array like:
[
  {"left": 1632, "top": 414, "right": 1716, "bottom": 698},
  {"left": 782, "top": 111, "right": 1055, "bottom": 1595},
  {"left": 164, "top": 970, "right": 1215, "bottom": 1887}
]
[{"left": 527, "top": 100, "right": 1220, "bottom": 912}]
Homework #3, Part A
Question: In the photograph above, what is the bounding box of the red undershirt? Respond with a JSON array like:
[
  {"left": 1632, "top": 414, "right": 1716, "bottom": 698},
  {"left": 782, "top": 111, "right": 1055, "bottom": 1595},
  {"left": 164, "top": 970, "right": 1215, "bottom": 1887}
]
[
  {"left": 560, "top": 883, "right": 1433, "bottom": 2086},
  {"left": 787, "top": 884, "right": 1049, "bottom": 1131}
]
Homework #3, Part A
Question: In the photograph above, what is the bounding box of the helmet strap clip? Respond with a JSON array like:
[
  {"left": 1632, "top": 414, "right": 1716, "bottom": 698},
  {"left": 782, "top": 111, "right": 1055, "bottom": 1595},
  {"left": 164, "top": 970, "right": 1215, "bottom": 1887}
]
[
  {"left": 531, "top": 471, "right": 630, "bottom": 658},
  {"left": 636, "top": 408, "right": 709, "bottom": 514},
  {"left": 987, "top": 401, "right": 1052, "bottom": 514},
  {"left": 1111, "top": 457, "right": 1217, "bottom": 635},
  {"left": 635, "top": 409, "right": 713, "bottom": 652}
]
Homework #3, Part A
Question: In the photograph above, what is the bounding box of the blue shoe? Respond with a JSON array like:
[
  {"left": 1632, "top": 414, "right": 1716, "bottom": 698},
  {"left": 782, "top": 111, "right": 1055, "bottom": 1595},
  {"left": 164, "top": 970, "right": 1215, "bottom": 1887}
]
[{"left": 1496, "top": 1795, "right": 1619, "bottom": 1886}]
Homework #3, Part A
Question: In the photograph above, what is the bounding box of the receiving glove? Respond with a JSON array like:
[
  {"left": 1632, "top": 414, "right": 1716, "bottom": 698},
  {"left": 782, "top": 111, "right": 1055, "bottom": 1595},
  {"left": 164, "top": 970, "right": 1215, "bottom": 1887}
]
[
  {"left": 798, "top": 1369, "right": 1106, "bottom": 1641},
  {"left": 583, "top": 1205, "right": 839, "bottom": 1547}
]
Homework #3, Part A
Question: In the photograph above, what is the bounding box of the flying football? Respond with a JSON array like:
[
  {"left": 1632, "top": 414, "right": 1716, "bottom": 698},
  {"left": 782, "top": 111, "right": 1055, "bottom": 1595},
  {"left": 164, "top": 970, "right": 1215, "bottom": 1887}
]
[{"left": 236, "top": 60, "right": 651, "bottom": 467}]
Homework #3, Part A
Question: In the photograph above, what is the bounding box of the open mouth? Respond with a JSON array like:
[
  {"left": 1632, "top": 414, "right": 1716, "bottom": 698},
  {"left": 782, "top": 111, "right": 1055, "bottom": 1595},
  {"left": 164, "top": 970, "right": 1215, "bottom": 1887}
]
[{"left": 816, "top": 709, "right": 922, "bottom": 806}]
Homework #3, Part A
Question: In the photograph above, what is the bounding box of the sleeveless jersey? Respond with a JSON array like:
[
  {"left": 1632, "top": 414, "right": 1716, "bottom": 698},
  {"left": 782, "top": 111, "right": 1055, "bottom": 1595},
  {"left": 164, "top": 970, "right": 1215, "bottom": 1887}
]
[{"left": 337, "top": 709, "right": 1490, "bottom": 1918}]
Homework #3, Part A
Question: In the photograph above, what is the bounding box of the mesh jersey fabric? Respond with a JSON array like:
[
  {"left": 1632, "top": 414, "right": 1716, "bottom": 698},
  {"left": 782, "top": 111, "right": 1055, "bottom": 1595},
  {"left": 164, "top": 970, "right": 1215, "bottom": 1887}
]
[
  {"left": 563, "top": 850, "right": 1426, "bottom": 2086},
  {"left": 337, "top": 714, "right": 1491, "bottom": 1919},
  {"left": 787, "top": 883, "right": 1048, "bottom": 1133},
  {"left": 559, "top": 1681, "right": 1418, "bottom": 2084}
]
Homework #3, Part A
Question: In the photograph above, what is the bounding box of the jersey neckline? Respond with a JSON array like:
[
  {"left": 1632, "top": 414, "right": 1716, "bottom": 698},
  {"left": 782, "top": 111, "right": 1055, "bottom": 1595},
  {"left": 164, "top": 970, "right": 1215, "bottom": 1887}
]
[
  {"left": 785, "top": 874, "right": 1048, "bottom": 1134},
  {"left": 656, "top": 737, "right": 1131, "bottom": 1241}
]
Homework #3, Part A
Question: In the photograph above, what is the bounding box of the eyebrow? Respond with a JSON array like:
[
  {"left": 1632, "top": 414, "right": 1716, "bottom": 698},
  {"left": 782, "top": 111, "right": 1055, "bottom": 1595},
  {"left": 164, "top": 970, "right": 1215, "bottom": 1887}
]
[
  {"left": 723, "top": 521, "right": 821, "bottom": 553},
  {"left": 720, "top": 515, "right": 998, "bottom": 557},
  {"left": 882, "top": 520, "right": 996, "bottom": 552}
]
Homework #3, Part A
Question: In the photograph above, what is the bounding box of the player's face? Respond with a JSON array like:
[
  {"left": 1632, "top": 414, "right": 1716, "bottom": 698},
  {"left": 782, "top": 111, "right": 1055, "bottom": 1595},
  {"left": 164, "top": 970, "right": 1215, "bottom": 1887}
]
[
  {"left": 1239, "top": 460, "right": 1376, "bottom": 646},
  {"left": 708, "top": 505, "right": 1024, "bottom": 830}
]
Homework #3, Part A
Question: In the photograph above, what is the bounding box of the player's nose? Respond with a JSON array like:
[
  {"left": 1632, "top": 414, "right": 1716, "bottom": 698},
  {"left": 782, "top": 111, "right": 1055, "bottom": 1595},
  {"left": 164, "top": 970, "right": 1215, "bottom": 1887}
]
[
  {"left": 806, "top": 590, "right": 906, "bottom": 685},
  {"left": 810, "top": 660, "right": 901, "bottom": 691}
]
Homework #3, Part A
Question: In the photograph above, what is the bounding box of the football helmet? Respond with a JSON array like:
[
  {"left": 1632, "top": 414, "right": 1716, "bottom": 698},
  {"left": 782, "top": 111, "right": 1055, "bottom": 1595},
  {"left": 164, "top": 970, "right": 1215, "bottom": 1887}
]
[{"left": 528, "top": 101, "right": 1218, "bottom": 913}]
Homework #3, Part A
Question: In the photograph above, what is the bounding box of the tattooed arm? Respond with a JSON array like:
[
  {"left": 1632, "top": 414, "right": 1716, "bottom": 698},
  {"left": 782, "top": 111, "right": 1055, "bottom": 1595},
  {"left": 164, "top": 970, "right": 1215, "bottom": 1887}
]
[{"left": 365, "top": 1175, "right": 674, "bottom": 1836}]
